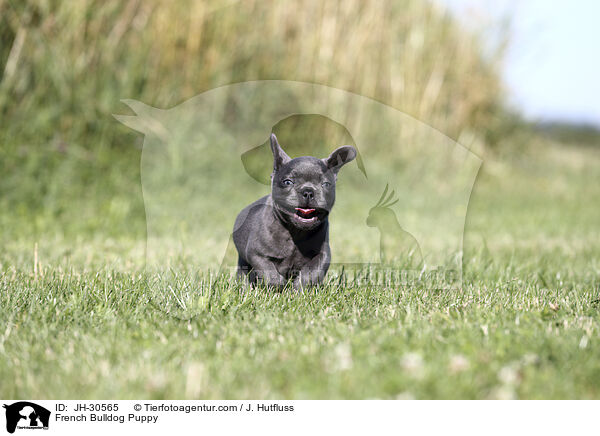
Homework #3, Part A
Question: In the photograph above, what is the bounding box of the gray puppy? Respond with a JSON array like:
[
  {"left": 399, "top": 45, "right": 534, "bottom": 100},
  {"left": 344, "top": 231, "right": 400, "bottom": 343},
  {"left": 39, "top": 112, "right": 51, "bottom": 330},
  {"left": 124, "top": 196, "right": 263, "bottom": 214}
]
[{"left": 233, "top": 134, "right": 356, "bottom": 289}]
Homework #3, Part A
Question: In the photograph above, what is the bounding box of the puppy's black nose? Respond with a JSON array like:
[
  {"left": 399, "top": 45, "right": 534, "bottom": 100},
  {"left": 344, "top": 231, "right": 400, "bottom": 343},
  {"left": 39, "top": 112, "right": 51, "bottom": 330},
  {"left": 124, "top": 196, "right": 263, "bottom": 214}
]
[{"left": 302, "top": 187, "right": 315, "bottom": 200}]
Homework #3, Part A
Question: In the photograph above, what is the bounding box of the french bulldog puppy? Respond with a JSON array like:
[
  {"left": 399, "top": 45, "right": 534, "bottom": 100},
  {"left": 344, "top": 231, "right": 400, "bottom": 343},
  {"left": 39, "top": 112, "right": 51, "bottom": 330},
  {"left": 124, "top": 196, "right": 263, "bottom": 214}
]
[{"left": 233, "top": 134, "right": 356, "bottom": 289}]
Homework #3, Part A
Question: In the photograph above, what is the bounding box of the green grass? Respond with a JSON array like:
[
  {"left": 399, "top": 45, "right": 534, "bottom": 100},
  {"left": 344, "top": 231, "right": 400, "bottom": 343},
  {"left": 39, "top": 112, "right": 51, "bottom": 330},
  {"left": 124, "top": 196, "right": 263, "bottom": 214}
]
[
  {"left": 0, "top": 0, "right": 597, "bottom": 400},
  {"left": 1, "top": 138, "right": 599, "bottom": 399}
]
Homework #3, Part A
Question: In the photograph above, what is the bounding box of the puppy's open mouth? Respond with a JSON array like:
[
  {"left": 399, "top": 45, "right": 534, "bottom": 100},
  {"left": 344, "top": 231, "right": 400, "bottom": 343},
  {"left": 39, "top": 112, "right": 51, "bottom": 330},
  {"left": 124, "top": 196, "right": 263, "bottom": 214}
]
[{"left": 295, "top": 207, "right": 318, "bottom": 221}]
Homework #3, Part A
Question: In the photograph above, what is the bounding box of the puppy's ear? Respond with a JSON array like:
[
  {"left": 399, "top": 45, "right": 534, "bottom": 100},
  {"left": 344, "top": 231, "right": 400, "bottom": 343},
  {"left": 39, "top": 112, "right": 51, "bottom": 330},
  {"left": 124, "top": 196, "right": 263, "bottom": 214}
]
[
  {"left": 270, "top": 133, "right": 291, "bottom": 172},
  {"left": 323, "top": 145, "right": 357, "bottom": 174}
]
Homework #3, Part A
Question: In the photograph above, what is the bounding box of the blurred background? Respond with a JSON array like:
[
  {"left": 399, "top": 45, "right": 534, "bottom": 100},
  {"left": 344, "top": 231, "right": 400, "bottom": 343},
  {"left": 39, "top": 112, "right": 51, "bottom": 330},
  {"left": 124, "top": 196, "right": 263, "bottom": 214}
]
[
  {"left": 0, "top": 0, "right": 598, "bottom": 268},
  {"left": 447, "top": 0, "right": 600, "bottom": 126}
]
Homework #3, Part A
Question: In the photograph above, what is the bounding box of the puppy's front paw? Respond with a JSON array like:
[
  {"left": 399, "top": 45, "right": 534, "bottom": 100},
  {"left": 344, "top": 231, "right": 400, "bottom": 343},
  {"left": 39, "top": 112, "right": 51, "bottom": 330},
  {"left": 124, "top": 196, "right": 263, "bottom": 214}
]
[
  {"left": 253, "top": 269, "right": 287, "bottom": 291},
  {"left": 293, "top": 269, "right": 324, "bottom": 291}
]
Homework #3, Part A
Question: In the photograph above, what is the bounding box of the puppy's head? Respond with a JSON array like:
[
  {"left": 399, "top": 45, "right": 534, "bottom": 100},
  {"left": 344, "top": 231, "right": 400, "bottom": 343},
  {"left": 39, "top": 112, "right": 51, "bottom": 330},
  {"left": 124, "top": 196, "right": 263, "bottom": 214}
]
[{"left": 269, "top": 133, "right": 356, "bottom": 231}]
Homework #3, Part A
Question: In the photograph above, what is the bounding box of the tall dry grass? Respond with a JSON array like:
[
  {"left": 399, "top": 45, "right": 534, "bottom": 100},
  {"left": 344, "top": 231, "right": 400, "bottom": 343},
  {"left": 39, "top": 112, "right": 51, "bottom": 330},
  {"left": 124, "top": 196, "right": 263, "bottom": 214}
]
[
  {"left": 0, "top": 0, "right": 506, "bottom": 147},
  {"left": 0, "top": 0, "right": 508, "bottom": 236}
]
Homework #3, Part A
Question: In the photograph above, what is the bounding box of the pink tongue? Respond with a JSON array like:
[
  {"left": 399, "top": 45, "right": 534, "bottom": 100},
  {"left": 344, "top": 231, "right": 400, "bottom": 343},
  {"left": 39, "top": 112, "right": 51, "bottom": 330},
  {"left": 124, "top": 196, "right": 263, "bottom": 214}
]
[{"left": 296, "top": 208, "right": 316, "bottom": 217}]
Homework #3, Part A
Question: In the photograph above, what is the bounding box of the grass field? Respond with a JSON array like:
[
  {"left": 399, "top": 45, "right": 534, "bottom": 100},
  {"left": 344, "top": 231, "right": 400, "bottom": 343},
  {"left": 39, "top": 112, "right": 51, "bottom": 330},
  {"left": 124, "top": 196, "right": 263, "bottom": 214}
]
[
  {"left": 0, "top": 0, "right": 598, "bottom": 401},
  {"left": 1, "top": 136, "right": 599, "bottom": 399}
]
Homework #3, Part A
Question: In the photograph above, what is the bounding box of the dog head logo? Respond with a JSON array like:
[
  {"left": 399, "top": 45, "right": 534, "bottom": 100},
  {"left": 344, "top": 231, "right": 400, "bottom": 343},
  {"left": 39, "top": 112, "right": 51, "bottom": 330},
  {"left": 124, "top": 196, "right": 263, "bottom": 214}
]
[{"left": 3, "top": 402, "right": 50, "bottom": 434}]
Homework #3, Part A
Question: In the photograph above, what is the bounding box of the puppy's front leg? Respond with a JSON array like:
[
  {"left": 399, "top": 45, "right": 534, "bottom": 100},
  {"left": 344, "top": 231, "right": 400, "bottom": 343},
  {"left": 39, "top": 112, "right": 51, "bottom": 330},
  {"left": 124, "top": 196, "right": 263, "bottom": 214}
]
[
  {"left": 295, "top": 248, "right": 331, "bottom": 290},
  {"left": 248, "top": 255, "right": 286, "bottom": 290}
]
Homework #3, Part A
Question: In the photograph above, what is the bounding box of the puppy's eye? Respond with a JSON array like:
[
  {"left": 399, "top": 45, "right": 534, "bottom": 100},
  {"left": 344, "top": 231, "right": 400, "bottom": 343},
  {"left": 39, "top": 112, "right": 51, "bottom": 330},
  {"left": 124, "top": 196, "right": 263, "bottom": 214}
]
[
  {"left": 282, "top": 179, "right": 294, "bottom": 186},
  {"left": 322, "top": 181, "right": 332, "bottom": 188}
]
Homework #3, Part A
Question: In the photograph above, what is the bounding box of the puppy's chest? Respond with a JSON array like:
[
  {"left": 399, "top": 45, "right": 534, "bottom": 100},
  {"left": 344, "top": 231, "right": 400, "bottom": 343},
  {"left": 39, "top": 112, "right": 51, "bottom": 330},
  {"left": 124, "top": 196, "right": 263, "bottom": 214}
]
[
  {"left": 278, "top": 246, "right": 315, "bottom": 269},
  {"left": 271, "top": 238, "right": 322, "bottom": 276}
]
